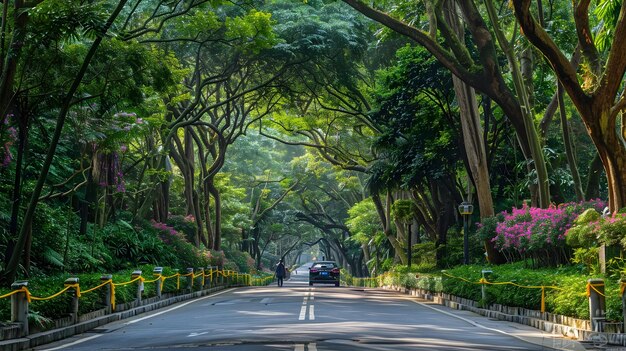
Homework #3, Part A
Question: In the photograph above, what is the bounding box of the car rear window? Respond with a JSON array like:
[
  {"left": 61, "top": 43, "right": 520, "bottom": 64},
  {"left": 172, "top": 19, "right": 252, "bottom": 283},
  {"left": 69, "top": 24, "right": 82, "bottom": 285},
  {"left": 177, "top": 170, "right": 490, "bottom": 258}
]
[{"left": 313, "top": 262, "right": 336, "bottom": 269}]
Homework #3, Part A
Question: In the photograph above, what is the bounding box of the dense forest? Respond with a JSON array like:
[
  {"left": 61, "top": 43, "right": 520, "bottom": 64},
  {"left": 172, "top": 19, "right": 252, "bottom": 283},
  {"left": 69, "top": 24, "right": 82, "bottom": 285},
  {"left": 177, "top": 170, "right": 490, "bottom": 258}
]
[{"left": 0, "top": 0, "right": 624, "bottom": 287}]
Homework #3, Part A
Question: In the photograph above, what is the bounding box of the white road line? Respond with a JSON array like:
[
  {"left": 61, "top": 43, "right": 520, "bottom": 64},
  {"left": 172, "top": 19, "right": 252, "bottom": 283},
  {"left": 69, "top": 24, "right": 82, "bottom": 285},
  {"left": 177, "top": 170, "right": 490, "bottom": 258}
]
[
  {"left": 294, "top": 344, "right": 305, "bottom": 351},
  {"left": 308, "top": 343, "right": 318, "bottom": 351},
  {"left": 303, "top": 296, "right": 308, "bottom": 304},
  {"left": 260, "top": 297, "right": 272, "bottom": 304},
  {"left": 125, "top": 288, "right": 236, "bottom": 325},
  {"left": 39, "top": 334, "right": 103, "bottom": 351},
  {"left": 299, "top": 305, "right": 307, "bottom": 320},
  {"left": 309, "top": 305, "right": 315, "bottom": 320},
  {"left": 188, "top": 331, "right": 209, "bottom": 337}
]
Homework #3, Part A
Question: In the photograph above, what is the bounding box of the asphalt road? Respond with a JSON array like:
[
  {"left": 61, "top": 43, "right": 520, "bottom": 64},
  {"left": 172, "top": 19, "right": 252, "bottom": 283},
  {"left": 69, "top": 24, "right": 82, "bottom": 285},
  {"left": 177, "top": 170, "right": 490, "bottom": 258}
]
[{"left": 35, "top": 264, "right": 583, "bottom": 351}]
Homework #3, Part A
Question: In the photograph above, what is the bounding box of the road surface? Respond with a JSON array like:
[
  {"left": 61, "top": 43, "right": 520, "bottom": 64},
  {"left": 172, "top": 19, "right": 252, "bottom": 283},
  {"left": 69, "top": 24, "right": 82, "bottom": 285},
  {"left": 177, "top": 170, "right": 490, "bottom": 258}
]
[{"left": 35, "top": 264, "right": 584, "bottom": 351}]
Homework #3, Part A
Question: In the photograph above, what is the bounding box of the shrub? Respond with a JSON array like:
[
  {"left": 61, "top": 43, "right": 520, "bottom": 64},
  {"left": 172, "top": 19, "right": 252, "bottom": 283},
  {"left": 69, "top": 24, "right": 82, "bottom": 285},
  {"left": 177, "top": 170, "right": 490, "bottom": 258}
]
[
  {"left": 209, "top": 250, "right": 226, "bottom": 267},
  {"left": 566, "top": 209, "right": 601, "bottom": 248},
  {"left": 480, "top": 200, "right": 606, "bottom": 266},
  {"left": 149, "top": 220, "right": 210, "bottom": 269},
  {"left": 166, "top": 215, "right": 198, "bottom": 244},
  {"left": 223, "top": 248, "right": 256, "bottom": 273},
  {"left": 441, "top": 262, "right": 623, "bottom": 321}
]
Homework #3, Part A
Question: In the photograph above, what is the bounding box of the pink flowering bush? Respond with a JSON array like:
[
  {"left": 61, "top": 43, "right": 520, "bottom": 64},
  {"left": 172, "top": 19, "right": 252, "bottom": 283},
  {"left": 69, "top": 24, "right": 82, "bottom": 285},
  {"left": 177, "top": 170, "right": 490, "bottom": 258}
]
[
  {"left": 481, "top": 199, "right": 606, "bottom": 265},
  {"left": 150, "top": 220, "right": 210, "bottom": 268},
  {"left": 166, "top": 215, "right": 198, "bottom": 243},
  {"left": 208, "top": 250, "right": 226, "bottom": 267}
]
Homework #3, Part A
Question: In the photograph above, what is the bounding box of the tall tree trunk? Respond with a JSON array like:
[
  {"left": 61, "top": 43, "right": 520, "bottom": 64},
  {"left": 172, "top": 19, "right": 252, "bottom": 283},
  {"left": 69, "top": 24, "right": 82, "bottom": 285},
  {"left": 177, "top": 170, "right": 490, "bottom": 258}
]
[
  {"left": 585, "top": 154, "right": 603, "bottom": 200},
  {"left": 361, "top": 243, "right": 371, "bottom": 277},
  {"left": 484, "top": 0, "right": 550, "bottom": 208},
  {"left": 444, "top": 0, "right": 505, "bottom": 263},
  {"left": 511, "top": 0, "right": 626, "bottom": 212},
  {"left": 2, "top": 0, "right": 129, "bottom": 285},
  {"left": 342, "top": 0, "right": 547, "bottom": 208},
  {"left": 5, "top": 107, "right": 28, "bottom": 266},
  {"left": 0, "top": 0, "right": 28, "bottom": 118},
  {"left": 558, "top": 83, "right": 585, "bottom": 201},
  {"left": 22, "top": 221, "right": 32, "bottom": 274},
  {"left": 203, "top": 181, "right": 214, "bottom": 248},
  {"left": 207, "top": 178, "right": 222, "bottom": 250},
  {"left": 591, "top": 106, "right": 626, "bottom": 212},
  {"left": 183, "top": 129, "right": 200, "bottom": 246},
  {"left": 429, "top": 180, "right": 454, "bottom": 267},
  {"left": 371, "top": 193, "right": 405, "bottom": 264},
  {"left": 79, "top": 168, "right": 98, "bottom": 235}
]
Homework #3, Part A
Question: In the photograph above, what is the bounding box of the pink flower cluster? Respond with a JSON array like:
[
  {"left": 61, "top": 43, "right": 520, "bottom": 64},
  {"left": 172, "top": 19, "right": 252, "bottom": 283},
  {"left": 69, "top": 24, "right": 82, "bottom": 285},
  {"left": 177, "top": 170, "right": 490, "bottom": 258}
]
[
  {"left": 492, "top": 200, "right": 606, "bottom": 254},
  {"left": 150, "top": 220, "right": 184, "bottom": 244}
]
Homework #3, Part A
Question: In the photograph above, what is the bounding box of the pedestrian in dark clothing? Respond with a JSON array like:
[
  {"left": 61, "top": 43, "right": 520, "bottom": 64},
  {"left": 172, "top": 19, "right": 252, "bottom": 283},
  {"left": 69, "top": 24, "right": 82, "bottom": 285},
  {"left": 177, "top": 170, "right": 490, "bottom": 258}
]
[{"left": 275, "top": 259, "right": 286, "bottom": 287}]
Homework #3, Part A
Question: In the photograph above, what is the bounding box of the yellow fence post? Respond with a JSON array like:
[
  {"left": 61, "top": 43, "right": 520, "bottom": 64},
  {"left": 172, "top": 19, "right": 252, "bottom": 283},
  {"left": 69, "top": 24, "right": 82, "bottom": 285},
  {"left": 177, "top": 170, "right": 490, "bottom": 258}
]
[
  {"left": 100, "top": 274, "right": 113, "bottom": 313},
  {"left": 11, "top": 281, "right": 29, "bottom": 337},
  {"left": 186, "top": 268, "right": 194, "bottom": 292},
  {"left": 64, "top": 277, "right": 80, "bottom": 324},
  {"left": 172, "top": 269, "right": 180, "bottom": 291},
  {"left": 587, "top": 278, "right": 606, "bottom": 332},
  {"left": 153, "top": 267, "right": 163, "bottom": 299},
  {"left": 131, "top": 270, "right": 143, "bottom": 304},
  {"left": 199, "top": 267, "right": 206, "bottom": 289}
]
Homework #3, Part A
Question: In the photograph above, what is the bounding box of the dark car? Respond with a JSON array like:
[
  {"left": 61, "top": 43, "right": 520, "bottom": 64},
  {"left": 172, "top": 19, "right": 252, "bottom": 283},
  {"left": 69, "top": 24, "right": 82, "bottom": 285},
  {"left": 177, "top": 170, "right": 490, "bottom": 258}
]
[{"left": 309, "top": 261, "right": 340, "bottom": 286}]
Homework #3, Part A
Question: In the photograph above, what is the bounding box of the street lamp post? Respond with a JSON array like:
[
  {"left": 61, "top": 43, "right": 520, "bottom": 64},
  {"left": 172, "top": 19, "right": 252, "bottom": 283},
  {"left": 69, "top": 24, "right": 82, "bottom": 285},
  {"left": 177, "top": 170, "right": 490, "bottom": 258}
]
[{"left": 458, "top": 201, "right": 474, "bottom": 265}]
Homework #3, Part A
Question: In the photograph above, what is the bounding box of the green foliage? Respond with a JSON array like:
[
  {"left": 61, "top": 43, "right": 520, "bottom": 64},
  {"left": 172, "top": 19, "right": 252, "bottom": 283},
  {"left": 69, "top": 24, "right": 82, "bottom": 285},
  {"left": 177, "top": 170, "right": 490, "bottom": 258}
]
[
  {"left": 208, "top": 250, "right": 226, "bottom": 268},
  {"left": 368, "top": 44, "right": 459, "bottom": 192},
  {"left": 411, "top": 242, "right": 437, "bottom": 268},
  {"left": 475, "top": 214, "right": 504, "bottom": 241},
  {"left": 347, "top": 199, "right": 382, "bottom": 245},
  {"left": 0, "top": 265, "right": 197, "bottom": 324},
  {"left": 225, "top": 10, "right": 278, "bottom": 54},
  {"left": 391, "top": 200, "right": 413, "bottom": 223},
  {"left": 571, "top": 247, "right": 600, "bottom": 274},
  {"left": 166, "top": 215, "right": 198, "bottom": 244},
  {"left": 30, "top": 0, "right": 108, "bottom": 42},
  {"left": 566, "top": 208, "right": 626, "bottom": 255},
  {"left": 223, "top": 248, "right": 256, "bottom": 273},
  {"left": 148, "top": 221, "right": 210, "bottom": 269},
  {"left": 442, "top": 263, "right": 622, "bottom": 321},
  {"left": 594, "top": 0, "right": 621, "bottom": 51},
  {"left": 357, "top": 262, "right": 622, "bottom": 321},
  {"left": 566, "top": 208, "right": 601, "bottom": 247}
]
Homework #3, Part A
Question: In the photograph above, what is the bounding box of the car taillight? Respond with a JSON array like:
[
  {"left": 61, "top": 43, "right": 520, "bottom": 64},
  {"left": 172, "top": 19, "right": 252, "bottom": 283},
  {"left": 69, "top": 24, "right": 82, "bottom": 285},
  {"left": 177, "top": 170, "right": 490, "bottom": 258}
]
[
  {"left": 310, "top": 269, "right": 318, "bottom": 273},
  {"left": 331, "top": 268, "right": 340, "bottom": 274}
]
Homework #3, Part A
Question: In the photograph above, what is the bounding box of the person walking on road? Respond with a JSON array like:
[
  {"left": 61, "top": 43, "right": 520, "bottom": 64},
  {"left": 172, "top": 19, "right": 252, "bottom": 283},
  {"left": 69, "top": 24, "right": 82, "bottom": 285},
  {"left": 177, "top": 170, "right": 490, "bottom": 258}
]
[{"left": 275, "top": 259, "right": 286, "bottom": 287}]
